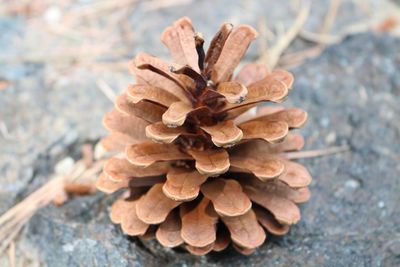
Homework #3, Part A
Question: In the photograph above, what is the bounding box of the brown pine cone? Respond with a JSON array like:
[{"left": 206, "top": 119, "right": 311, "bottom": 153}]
[{"left": 96, "top": 17, "right": 312, "bottom": 256}]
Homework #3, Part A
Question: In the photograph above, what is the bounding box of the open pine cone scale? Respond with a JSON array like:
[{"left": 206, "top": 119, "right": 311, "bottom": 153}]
[{"left": 96, "top": 17, "right": 312, "bottom": 255}]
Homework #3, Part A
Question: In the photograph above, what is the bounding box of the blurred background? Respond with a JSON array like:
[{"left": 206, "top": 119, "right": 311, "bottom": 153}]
[{"left": 0, "top": 0, "right": 399, "bottom": 266}]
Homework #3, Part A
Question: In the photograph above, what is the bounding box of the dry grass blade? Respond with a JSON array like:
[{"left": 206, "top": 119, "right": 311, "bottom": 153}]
[
  {"left": 7, "top": 241, "right": 15, "bottom": 267},
  {"left": 298, "top": 31, "right": 341, "bottom": 45},
  {"left": 278, "top": 46, "right": 324, "bottom": 69},
  {"left": 142, "top": 0, "right": 194, "bottom": 11},
  {"left": 319, "top": 0, "right": 342, "bottom": 36},
  {"left": 296, "top": 0, "right": 400, "bottom": 46},
  {"left": 0, "top": 216, "right": 30, "bottom": 258},
  {"left": 280, "top": 0, "right": 342, "bottom": 68},
  {"left": 258, "top": 0, "right": 311, "bottom": 69},
  {"left": 298, "top": 0, "right": 342, "bottom": 45},
  {"left": 0, "top": 157, "right": 104, "bottom": 257},
  {"left": 96, "top": 79, "right": 117, "bottom": 102},
  {"left": 282, "top": 145, "right": 349, "bottom": 159},
  {"left": 0, "top": 175, "right": 64, "bottom": 256}
]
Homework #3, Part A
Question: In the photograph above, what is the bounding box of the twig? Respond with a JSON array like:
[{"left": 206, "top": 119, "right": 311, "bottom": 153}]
[
  {"left": 298, "top": 1, "right": 400, "bottom": 45},
  {"left": 96, "top": 79, "right": 117, "bottom": 102},
  {"left": 0, "top": 176, "right": 64, "bottom": 232},
  {"left": 8, "top": 241, "right": 15, "bottom": 267},
  {"left": 298, "top": 31, "right": 342, "bottom": 45},
  {"left": 320, "top": 0, "right": 342, "bottom": 34},
  {"left": 0, "top": 217, "right": 29, "bottom": 257},
  {"left": 298, "top": 20, "right": 371, "bottom": 46},
  {"left": 0, "top": 208, "right": 34, "bottom": 256},
  {"left": 282, "top": 145, "right": 349, "bottom": 159},
  {"left": 299, "top": 0, "right": 341, "bottom": 45},
  {"left": 278, "top": 45, "right": 323, "bottom": 69},
  {"left": 279, "top": 0, "right": 342, "bottom": 69},
  {"left": 142, "top": 0, "right": 194, "bottom": 11},
  {"left": 258, "top": 0, "right": 311, "bottom": 69},
  {"left": 0, "top": 157, "right": 104, "bottom": 257},
  {"left": 310, "top": 0, "right": 341, "bottom": 43}
]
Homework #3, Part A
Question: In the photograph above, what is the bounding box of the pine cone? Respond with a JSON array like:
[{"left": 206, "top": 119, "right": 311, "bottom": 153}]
[{"left": 96, "top": 17, "right": 312, "bottom": 255}]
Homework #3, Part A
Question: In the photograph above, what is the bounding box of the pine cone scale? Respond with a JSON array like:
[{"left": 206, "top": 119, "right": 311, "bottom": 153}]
[
  {"left": 135, "top": 183, "right": 181, "bottom": 224},
  {"left": 127, "top": 84, "right": 179, "bottom": 107},
  {"left": 180, "top": 198, "right": 218, "bottom": 247},
  {"left": 221, "top": 209, "right": 266, "bottom": 249},
  {"left": 155, "top": 209, "right": 184, "bottom": 248},
  {"left": 201, "top": 179, "right": 252, "bottom": 217},
  {"left": 162, "top": 168, "right": 208, "bottom": 201},
  {"left": 210, "top": 25, "right": 258, "bottom": 83}
]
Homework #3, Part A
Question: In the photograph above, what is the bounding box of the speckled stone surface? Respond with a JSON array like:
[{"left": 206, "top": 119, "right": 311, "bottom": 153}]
[
  {"left": 1, "top": 0, "right": 400, "bottom": 265},
  {"left": 22, "top": 33, "right": 400, "bottom": 267}
]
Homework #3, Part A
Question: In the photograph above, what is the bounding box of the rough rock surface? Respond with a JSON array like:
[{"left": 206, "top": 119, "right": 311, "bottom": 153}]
[
  {"left": 22, "top": 33, "right": 400, "bottom": 267},
  {"left": 1, "top": 0, "right": 400, "bottom": 265}
]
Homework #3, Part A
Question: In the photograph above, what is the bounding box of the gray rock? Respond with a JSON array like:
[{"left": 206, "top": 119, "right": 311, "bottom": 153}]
[
  {"left": 1, "top": 0, "right": 400, "bottom": 265},
  {"left": 25, "top": 194, "right": 162, "bottom": 267}
]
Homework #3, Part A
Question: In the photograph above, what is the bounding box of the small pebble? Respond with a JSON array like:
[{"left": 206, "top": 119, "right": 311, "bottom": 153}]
[
  {"left": 334, "top": 179, "right": 360, "bottom": 198},
  {"left": 55, "top": 157, "right": 75, "bottom": 175},
  {"left": 94, "top": 142, "right": 107, "bottom": 160},
  {"left": 325, "top": 132, "right": 337, "bottom": 144},
  {"left": 345, "top": 179, "right": 360, "bottom": 189},
  {"left": 62, "top": 243, "right": 75, "bottom": 253}
]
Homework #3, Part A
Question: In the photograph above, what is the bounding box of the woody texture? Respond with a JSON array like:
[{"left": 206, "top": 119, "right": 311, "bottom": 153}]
[{"left": 96, "top": 17, "right": 312, "bottom": 255}]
